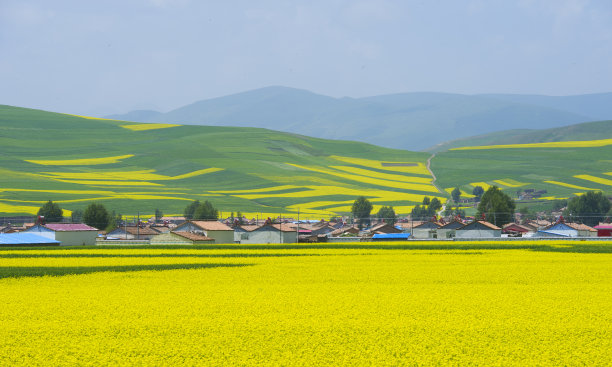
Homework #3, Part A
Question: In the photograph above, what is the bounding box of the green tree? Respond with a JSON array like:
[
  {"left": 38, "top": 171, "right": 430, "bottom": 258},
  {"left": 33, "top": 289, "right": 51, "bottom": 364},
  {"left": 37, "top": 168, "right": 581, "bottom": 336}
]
[
  {"left": 451, "top": 187, "right": 461, "bottom": 203},
  {"left": 352, "top": 196, "right": 373, "bottom": 228},
  {"left": 37, "top": 200, "right": 63, "bottom": 223},
  {"left": 71, "top": 209, "right": 84, "bottom": 223},
  {"left": 236, "top": 211, "right": 244, "bottom": 225},
  {"left": 377, "top": 206, "right": 396, "bottom": 224},
  {"left": 192, "top": 200, "right": 219, "bottom": 220},
  {"left": 476, "top": 186, "right": 515, "bottom": 227},
  {"left": 566, "top": 191, "right": 611, "bottom": 226},
  {"left": 422, "top": 197, "right": 431, "bottom": 206},
  {"left": 155, "top": 208, "right": 163, "bottom": 222},
  {"left": 429, "top": 197, "right": 442, "bottom": 213},
  {"left": 184, "top": 200, "right": 200, "bottom": 220},
  {"left": 472, "top": 186, "right": 484, "bottom": 200},
  {"left": 83, "top": 203, "right": 110, "bottom": 230}
]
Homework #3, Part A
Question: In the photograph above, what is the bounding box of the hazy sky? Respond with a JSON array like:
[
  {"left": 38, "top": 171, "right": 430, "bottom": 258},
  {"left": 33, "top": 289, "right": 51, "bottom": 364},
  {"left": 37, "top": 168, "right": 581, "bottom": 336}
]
[{"left": 1, "top": 0, "right": 611, "bottom": 116}]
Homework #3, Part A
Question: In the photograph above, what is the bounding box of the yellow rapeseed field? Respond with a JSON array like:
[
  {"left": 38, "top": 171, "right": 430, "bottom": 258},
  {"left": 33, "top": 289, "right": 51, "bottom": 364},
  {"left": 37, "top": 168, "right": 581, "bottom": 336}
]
[
  {"left": 121, "top": 123, "right": 181, "bottom": 131},
  {"left": 544, "top": 180, "right": 598, "bottom": 190},
  {"left": 451, "top": 138, "right": 612, "bottom": 150},
  {"left": 26, "top": 154, "right": 135, "bottom": 166},
  {"left": 574, "top": 174, "right": 612, "bottom": 187},
  {"left": 329, "top": 155, "right": 431, "bottom": 175},
  {"left": 0, "top": 245, "right": 611, "bottom": 365},
  {"left": 492, "top": 179, "right": 527, "bottom": 187},
  {"left": 470, "top": 181, "right": 492, "bottom": 190}
]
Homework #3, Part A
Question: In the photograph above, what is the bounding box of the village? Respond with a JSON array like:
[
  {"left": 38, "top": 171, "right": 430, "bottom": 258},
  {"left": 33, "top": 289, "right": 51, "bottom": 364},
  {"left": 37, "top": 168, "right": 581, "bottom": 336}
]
[{"left": 1, "top": 211, "right": 611, "bottom": 247}]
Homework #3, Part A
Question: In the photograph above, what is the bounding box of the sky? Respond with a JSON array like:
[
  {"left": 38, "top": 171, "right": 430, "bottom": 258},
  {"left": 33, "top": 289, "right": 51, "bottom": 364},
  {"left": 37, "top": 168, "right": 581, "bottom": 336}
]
[{"left": 1, "top": 0, "right": 611, "bottom": 116}]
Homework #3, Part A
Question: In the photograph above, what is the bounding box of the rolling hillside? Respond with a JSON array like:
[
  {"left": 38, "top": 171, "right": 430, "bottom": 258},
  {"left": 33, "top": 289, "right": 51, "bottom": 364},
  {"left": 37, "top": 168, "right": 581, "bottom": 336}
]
[
  {"left": 106, "top": 87, "right": 611, "bottom": 151},
  {"left": 427, "top": 120, "right": 612, "bottom": 152},
  {"left": 0, "top": 105, "right": 440, "bottom": 218}
]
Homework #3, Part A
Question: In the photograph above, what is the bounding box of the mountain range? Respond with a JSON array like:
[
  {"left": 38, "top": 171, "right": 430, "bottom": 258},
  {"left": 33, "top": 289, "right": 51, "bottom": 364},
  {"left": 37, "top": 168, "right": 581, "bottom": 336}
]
[{"left": 106, "top": 86, "right": 612, "bottom": 151}]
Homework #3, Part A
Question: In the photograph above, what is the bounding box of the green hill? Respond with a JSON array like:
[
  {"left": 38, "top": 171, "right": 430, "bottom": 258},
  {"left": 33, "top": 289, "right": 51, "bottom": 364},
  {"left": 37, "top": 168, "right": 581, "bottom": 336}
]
[
  {"left": 107, "top": 86, "right": 602, "bottom": 151},
  {"left": 428, "top": 120, "right": 612, "bottom": 152},
  {"left": 0, "top": 105, "right": 438, "bottom": 218}
]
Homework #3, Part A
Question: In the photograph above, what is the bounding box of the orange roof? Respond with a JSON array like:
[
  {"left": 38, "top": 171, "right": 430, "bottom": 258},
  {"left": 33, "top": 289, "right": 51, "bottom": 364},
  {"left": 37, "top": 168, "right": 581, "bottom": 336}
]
[
  {"left": 565, "top": 223, "right": 597, "bottom": 232},
  {"left": 269, "top": 224, "right": 297, "bottom": 233},
  {"left": 190, "top": 221, "right": 233, "bottom": 231}
]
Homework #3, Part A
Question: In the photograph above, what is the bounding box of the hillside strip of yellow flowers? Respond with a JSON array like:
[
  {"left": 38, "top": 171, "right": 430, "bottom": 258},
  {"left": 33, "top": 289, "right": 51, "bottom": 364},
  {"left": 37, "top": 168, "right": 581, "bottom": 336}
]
[{"left": 1, "top": 245, "right": 611, "bottom": 365}]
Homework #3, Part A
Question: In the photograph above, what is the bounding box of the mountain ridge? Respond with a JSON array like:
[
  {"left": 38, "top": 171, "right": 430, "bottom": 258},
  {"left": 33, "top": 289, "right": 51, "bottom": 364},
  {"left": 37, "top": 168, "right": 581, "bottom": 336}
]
[{"left": 105, "top": 86, "right": 612, "bottom": 151}]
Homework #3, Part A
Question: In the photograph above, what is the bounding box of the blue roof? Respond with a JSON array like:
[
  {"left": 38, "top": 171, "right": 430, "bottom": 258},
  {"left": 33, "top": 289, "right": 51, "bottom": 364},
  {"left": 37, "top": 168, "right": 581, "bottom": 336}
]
[
  {"left": 372, "top": 233, "right": 411, "bottom": 239},
  {"left": 0, "top": 233, "right": 60, "bottom": 245}
]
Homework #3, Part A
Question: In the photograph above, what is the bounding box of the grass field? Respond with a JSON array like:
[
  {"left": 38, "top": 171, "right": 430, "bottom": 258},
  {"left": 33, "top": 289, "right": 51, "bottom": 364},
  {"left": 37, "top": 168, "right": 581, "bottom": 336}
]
[
  {"left": 432, "top": 143, "right": 612, "bottom": 204},
  {"left": 0, "top": 105, "right": 439, "bottom": 218},
  {"left": 1, "top": 242, "right": 611, "bottom": 365}
]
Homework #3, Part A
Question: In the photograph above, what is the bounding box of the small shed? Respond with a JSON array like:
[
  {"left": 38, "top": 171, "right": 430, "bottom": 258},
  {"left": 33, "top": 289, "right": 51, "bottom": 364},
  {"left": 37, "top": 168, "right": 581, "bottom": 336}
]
[
  {"left": 236, "top": 224, "right": 297, "bottom": 244},
  {"left": 502, "top": 223, "right": 535, "bottom": 237},
  {"left": 455, "top": 221, "right": 501, "bottom": 238},
  {"left": 0, "top": 233, "right": 60, "bottom": 247},
  {"left": 23, "top": 223, "right": 98, "bottom": 246},
  {"left": 150, "top": 231, "right": 215, "bottom": 245},
  {"left": 594, "top": 225, "right": 612, "bottom": 237},
  {"left": 565, "top": 223, "right": 597, "bottom": 237},
  {"left": 174, "top": 221, "right": 234, "bottom": 244}
]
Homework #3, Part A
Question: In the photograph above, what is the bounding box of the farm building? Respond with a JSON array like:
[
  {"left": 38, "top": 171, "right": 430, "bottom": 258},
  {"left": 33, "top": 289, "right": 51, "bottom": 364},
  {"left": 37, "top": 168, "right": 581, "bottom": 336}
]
[
  {"left": 594, "top": 225, "right": 612, "bottom": 237},
  {"left": 534, "top": 222, "right": 596, "bottom": 238},
  {"left": 236, "top": 224, "right": 297, "bottom": 244},
  {"left": 0, "top": 233, "right": 60, "bottom": 247},
  {"left": 330, "top": 226, "right": 360, "bottom": 237},
  {"left": 368, "top": 223, "right": 402, "bottom": 235},
  {"left": 174, "top": 221, "right": 234, "bottom": 244},
  {"left": 412, "top": 221, "right": 442, "bottom": 239},
  {"left": 23, "top": 223, "right": 98, "bottom": 246},
  {"left": 106, "top": 226, "right": 161, "bottom": 240},
  {"left": 149, "top": 231, "right": 214, "bottom": 245},
  {"left": 455, "top": 221, "right": 501, "bottom": 238},
  {"left": 436, "top": 220, "right": 465, "bottom": 239}
]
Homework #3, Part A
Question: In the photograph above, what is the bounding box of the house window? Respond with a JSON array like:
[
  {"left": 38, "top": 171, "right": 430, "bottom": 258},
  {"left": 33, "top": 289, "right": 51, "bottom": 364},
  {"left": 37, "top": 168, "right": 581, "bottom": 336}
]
[{"left": 240, "top": 233, "right": 249, "bottom": 240}]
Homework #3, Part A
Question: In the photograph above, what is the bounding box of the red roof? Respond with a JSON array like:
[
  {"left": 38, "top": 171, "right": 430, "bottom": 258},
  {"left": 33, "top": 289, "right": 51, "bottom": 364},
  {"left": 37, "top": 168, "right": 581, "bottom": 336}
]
[{"left": 44, "top": 223, "right": 98, "bottom": 231}]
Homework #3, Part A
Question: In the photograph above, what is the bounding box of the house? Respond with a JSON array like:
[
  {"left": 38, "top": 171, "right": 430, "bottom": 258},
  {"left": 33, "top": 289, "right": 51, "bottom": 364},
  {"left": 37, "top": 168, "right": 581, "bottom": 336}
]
[
  {"left": 174, "top": 221, "right": 234, "bottom": 244},
  {"left": 368, "top": 222, "right": 402, "bottom": 235},
  {"left": 0, "top": 233, "right": 60, "bottom": 247},
  {"left": 106, "top": 226, "right": 160, "bottom": 240},
  {"left": 23, "top": 223, "right": 98, "bottom": 246},
  {"left": 236, "top": 224, "right": 297, "bottom": 244},
  {"left": 330, "top": 226, "right": 360, "bottom": 237},
  {"left": 436, "top": 220, "right": 465, "bottom": 239},
  {"left": 412, "top": 221, "right": 442, "bottom": 239},
  {"left": 533, "top": 222, "right": 578, "bottom": 237},
  {"left": 594, "top": 225, "right": 612, "bottom": 237},
  {"left": 565, "top": 223, "right": 597, "bottom": 237},
  {"left": 149, "top": 231, "right": 214, "bottom": 245},
  {"left": 455, "top": 221, "right": 501, "bottom": 238}
]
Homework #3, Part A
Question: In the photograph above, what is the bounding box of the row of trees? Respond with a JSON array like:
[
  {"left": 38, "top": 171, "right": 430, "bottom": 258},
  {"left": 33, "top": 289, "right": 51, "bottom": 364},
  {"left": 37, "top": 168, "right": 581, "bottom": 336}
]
[{"left": 36, "top": 188, "right": 612, "bottom": 231}]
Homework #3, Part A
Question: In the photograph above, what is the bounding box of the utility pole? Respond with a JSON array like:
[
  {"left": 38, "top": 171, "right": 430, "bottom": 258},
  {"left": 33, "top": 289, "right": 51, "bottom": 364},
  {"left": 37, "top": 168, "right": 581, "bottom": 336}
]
[
  {"left": 296, "top": 209, "right": 300, "bottom": 244},
  {"left": 137, "top": 212, "right": 140, "bottom": 240}
]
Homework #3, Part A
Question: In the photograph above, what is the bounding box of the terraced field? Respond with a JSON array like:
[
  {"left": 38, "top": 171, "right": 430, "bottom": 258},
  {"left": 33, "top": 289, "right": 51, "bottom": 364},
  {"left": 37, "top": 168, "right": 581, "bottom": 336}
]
[{"left": 0, "top": 105, "right": 442, "bottom": 218}]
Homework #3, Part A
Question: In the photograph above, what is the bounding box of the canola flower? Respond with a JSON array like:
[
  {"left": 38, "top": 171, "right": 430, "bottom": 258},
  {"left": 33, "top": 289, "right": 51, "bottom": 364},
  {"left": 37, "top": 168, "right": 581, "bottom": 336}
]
[
  {"left": 38, "top": 168, "right": 223, "bottom": 182},
  {"left": 492, "top": 179, "right": 527, "bottom": 188},
  {"left": 470, "top": 181, "right": 492, "bottom": 190},
  {"left": 25, "top": 154, "right": 135, "bottom": 166},
  {"left": 0, "top": 246, "right": 611, "bottom": 365},
  {"left": 329, "top": 166, "right": 432, "bottom": 184},
  {"left": 450, "top": 137, "right": 612, "bottom": 150},
  {"left": 288, "top": 163, "right": 439, "bottom": 193},
  {"left": 444, "top": 188, "right": 475, "bottom": 198},
  {"left": 329, "top": 155, "right": 431, "bottom": 175},
  {"left": 574, "top": 174, "right": 612, "bottom": 187},
  {"left": 121, "top": 123, "right": 181, "bottom": 131},
  {"left": 544, "top": 180, "right": 598, "bottom": 190}
]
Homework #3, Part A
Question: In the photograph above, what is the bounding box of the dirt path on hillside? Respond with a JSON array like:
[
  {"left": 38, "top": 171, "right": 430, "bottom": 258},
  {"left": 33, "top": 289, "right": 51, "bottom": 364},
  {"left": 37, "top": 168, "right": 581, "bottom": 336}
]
[{"left": 427, "top": 153, "right": 444, "bottom": 195}]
